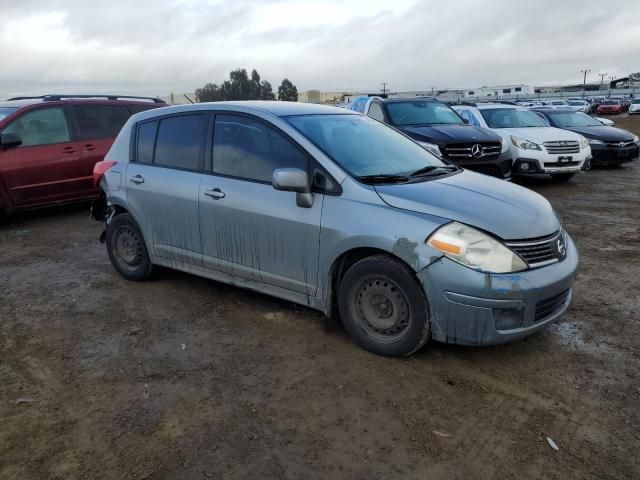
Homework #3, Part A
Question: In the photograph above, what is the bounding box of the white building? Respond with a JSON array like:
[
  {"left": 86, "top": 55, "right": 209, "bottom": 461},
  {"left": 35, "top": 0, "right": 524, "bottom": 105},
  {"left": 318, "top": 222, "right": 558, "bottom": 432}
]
[{"left": 464, "top": 84, "right": 536, "bottom": 99}]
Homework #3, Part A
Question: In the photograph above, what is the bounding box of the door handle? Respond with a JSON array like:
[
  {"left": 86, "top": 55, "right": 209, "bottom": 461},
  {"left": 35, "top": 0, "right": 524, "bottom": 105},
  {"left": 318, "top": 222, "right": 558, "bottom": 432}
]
[
  {"left": 83, "top": 144, "right": 96, "bottom": 151},
  {"left": 128, "top": 175, "right": 145, "bottom": 185},
  {"left": 62, "top": 146, "right": 77, "bottom": 154},
  {"left": 204, "top": 188, "right": 225, "bottom": 199}
]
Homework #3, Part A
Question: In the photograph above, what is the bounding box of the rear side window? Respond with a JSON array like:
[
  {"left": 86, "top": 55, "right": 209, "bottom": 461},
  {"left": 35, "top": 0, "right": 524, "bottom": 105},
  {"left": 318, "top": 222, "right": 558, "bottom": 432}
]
[
  {"left": 136, "top": 120, "right": 158, "bottom": 164},
  {"left": 3, "top": 107, "right": 70, "bottom": 146},
  {"left": 367, "top": 103, "right": 385, "bottom": 122},
  {"left": 72, "top": 105, "right": 131, "bottom": 140},
  {"left": 213, "top": 115, "right": 308, "bottom": 183},
  {"left": 154, "top": 114, "right": 206, "bottom": 170}
]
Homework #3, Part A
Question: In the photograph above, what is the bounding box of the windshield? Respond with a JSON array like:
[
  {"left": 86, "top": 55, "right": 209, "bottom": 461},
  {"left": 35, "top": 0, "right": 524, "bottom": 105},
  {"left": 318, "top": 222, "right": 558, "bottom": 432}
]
[
  {"left": 547, "top": 111, "right": 603, "bottom": 127},
  {"left": 567, "top": 100, "right": 585, "bottom": 106},
  {"left": 602, "top": 100, "right": 618, "bottom": 105},
  {"left": 633, "top": 99, "right": 640, "bottom": 104},
  {"left": 285, "top": 114, "right": 446, "bottom": 178},
  {"left": 480, "top": 108, "right": 548, "bottom": 128},
  {"left": 0, "top": 107, "right": 17, "bottom": 122},
  {"left": 385, "top": 101, "right": 464, "bottom": 126}
]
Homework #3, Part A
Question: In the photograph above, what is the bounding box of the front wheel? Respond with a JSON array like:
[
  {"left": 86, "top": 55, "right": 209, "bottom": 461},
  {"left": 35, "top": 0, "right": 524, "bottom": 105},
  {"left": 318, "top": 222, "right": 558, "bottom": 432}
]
[
  {"left": 106, "top": 213, "right": 153, "bottom": 281},
  {"left": 338, "top": 255, "right": 431, "bottom": 357},
  {"left": 550, "top": 173, "right": 576, "bottom": 182}
]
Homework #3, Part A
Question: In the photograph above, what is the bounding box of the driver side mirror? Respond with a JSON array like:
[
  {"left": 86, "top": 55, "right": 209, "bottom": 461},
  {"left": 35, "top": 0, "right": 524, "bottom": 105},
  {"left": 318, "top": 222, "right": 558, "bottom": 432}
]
[
  {"left": 462, "top": 117, "right": 470, "bottom": 124},
  {"left": 272, "top": 168, "right": 314, "bottom": 208},
  {"left": 0, "top": 133, "right": 22, "bottom": 149}
]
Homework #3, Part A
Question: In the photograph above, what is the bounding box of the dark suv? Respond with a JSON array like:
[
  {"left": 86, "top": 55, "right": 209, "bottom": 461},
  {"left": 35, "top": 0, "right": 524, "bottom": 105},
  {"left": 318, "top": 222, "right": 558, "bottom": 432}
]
[
  {"left": 348, "top": 96, "right": 512, "bottom": 178},
  {"left": 0, "top": 94, "right": 166, "bottom": 214}
]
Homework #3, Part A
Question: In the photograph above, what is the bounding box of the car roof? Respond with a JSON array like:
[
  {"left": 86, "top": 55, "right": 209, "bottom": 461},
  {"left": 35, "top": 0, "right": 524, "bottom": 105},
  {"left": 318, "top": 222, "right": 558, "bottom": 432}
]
[
  {"left": 474, "top": 103, "right": 526, "bottom": 110},
  {"left": 0, "top": 95, "right": 166, "bottom": 109},
  {"left": 130, "top": 101, "right": 358, "bottom": 120}
]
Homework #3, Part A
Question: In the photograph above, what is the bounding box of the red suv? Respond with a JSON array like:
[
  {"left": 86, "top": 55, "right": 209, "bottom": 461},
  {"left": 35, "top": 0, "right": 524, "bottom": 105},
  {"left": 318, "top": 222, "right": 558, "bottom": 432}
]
[{"left": 0, "top": 94, "right": 166, "bottom": 214}]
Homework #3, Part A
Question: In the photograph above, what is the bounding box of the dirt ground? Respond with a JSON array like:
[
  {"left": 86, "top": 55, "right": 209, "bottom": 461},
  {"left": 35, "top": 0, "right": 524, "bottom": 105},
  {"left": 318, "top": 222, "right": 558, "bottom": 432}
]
[{"left": 1, "top": 115, "right": 639, "bottom": 480}]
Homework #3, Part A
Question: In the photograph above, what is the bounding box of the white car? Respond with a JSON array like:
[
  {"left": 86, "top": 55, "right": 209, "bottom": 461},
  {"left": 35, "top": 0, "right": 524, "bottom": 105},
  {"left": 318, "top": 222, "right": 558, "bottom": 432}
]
[
  {"left": 566, "top": 99, "right": 590, "bottom": 113},
  {"left": 453, "top": 104, "right": 592, "bottom": 181},
  {"left": 630, "top": 99, "right": 640, "bottom": 114}
]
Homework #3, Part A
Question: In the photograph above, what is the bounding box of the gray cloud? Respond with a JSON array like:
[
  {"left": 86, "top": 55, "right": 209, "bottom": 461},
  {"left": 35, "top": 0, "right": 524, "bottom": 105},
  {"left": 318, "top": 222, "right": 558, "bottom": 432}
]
[{"left": 0, "top": 0, "right": 638, "bottom": 98}]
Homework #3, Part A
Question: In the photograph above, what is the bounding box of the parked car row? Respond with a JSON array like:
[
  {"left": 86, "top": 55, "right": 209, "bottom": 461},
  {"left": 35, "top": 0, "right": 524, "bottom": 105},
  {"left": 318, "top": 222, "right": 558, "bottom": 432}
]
[{"left": 346, "top": 96, "right": 639, "bottom": 181}]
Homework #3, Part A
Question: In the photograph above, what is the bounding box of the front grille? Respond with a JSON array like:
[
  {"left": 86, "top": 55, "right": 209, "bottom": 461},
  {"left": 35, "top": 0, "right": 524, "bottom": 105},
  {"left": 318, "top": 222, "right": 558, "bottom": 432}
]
[
  {"left": 534, "top": 289, "right": 570, "bottom": 322},
  {"left": 505, "top": 231, "right": 562, "bottom": 268},
  {"left": 442, "top": 142, "right": 502, "bottom": 161},
  {"left": 605, "top": 141, "right": 636, "bottom": 148},
  {"left": 544, "top": 141, "right": 580, "bottom": 154}
]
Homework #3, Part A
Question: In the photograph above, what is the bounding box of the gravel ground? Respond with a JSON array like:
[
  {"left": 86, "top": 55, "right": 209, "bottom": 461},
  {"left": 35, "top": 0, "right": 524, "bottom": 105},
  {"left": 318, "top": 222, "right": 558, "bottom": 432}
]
[{"left": 1, "top": 115, "right": 639, "bottom": 480}]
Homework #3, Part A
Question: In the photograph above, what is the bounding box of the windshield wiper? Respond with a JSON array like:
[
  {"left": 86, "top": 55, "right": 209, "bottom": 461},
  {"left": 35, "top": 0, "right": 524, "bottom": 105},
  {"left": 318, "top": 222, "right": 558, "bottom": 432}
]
[
  {"left": 409, "top": 165, "right": 458, "bottom": 177},
  {"left": 355, "top": 174, "right": 410, "bottom": 184}
]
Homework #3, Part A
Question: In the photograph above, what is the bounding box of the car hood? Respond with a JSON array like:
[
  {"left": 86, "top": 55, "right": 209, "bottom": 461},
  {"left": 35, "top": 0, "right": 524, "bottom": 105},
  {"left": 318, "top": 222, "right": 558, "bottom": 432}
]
[
  {"left": 562, "top": 125, "right": 634, "bottom": 142},
  {"left": 491, "top": 126, "right": 582, "bottom": 143},
  {"left": 375, "top": 170, "right": 560, "bottom": 240},
  {"left": 399, "top": 124, "right": 500, "bottom": 144}
]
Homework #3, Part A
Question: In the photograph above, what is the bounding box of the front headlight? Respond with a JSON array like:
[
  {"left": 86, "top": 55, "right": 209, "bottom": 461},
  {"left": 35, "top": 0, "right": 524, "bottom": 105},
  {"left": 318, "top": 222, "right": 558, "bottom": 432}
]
[
  {"left": 416, "top": 141, "right": 442, "bottom": 158},
  {"left": 426, "top": 222, "right": 527, "bottom": 274},
  {"left": 501, "top": 136, "right": 509, "bottom": 153},
  {"left": 579, "top": 137, "right": 589, "bottom": 149},
  {"left": 510, "top": 135, "right": 541, "bottom": 150},
  {"left": 633, "top": 134, "right": 639, "bottom": 143},
  {"left": 588, "top": 139, "right": 605, "bottom": 145}
]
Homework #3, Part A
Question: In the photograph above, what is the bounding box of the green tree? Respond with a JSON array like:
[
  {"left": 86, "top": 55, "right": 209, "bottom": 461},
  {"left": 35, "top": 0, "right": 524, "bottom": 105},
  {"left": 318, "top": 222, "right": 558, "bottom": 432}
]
[
  {"left": 195, "top": 83, "right": 224, "bottom": 102},
  {"left": 278, "top": 78, "right": 298, "bottom": 102},
  {"left": 196, "top": 68, "right": 280, "bottom": 102}
]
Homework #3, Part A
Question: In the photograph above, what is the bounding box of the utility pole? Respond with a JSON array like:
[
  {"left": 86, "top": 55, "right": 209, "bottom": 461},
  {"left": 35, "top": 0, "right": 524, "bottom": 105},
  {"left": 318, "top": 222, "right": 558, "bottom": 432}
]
[
  {"left": 598, "top": 72, "right": 607, "bottom": 85},
  {"left": 580, "top": 69, "right": 590, "bottom": 98},
  {"left": 380, "top": 82, "right": 388, "bottom": 96}
]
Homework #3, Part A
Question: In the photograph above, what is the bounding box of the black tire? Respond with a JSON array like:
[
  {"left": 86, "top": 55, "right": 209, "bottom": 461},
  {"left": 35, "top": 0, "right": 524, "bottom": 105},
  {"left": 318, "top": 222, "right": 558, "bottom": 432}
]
[
  {"left": 105, "top": 213, "right": 153, "bottom": 281},
  {"left": 338, "top": 254, "right": 431, "bottom": 357},
  {"left": 550, "top": 173, "right": 576, "bottom": 182}
]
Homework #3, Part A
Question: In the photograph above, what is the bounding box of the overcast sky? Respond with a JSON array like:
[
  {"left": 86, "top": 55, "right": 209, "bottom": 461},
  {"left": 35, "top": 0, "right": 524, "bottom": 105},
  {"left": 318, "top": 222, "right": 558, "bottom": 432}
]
[{"left": 1, "top": 0, "right": 638, "bottom": 98}]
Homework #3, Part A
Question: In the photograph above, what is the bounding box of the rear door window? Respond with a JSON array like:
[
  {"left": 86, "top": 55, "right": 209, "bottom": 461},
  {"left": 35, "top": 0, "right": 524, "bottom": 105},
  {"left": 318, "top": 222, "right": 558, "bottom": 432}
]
[
  {"left": 2, "top": 107, "right": 71, "bottom": 147},
  {"left": 153, "top": 114, "right": 207, "bottom": 171},
  {"left": 213, "top": 114, "right": 308, "bottom": 183},
  {"left": 72, "top": 105, "right": 131, "bottom": 140},
  {"left": 135, "top": 120, "right": 158, "bottom": 164}
]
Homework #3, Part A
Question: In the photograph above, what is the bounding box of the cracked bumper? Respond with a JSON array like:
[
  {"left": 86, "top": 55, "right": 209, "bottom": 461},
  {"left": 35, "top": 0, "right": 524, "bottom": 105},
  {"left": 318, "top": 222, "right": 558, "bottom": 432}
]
[{"left": 417, "top": 235, "right": 579, "bottom": 345}]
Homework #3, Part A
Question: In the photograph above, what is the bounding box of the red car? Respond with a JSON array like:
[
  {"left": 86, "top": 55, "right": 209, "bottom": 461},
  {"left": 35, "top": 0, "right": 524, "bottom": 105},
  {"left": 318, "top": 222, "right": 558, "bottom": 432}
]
[
  {"left": 0, "top": 95, "right": 166, "bottom": 214},
  {"left": 596, "top": 100, "right": 625, "bottom": 115}
]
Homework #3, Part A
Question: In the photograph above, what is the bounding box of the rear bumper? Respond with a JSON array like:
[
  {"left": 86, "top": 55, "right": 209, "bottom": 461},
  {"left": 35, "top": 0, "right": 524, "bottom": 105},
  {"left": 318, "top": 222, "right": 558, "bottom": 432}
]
[{"left": 417, "top": 235, "right": 579, "bottom": 345}]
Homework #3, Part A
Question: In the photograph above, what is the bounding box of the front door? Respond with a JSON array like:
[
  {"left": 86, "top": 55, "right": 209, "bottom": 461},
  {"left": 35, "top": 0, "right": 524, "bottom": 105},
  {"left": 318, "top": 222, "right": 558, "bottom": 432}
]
[
  {"left": 199, "top": 114, "right": 323, "bottom": 295},
  {"left": 125, "top": 114, "right": 208, "bottom": 265},
  {"left": 0, "top": 106, "right": 84, "bottom": 208}
]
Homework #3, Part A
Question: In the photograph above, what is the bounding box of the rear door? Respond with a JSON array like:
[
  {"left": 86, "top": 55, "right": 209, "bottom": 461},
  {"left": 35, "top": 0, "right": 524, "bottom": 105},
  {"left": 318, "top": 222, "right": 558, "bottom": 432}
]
[
  {"left": 125, "top": 113, "right": 208, "bottom": 265},
  {"left": 69, "top": 103, "right": 132, "bottom": 197},
  {"left": 0, "top": 105, "right": 85, "bottom": 208},
  {"left": 199, "top": 113, "right": 323, "bottom": 295}
]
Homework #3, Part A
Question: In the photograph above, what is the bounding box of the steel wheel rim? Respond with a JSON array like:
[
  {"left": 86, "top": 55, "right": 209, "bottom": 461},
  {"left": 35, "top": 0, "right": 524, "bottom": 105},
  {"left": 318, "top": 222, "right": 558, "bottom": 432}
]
[
  {"left": 113, "top": 225, "right": 142, "bottom": 272},
  {"left": 351, "top": 275, "right": 412, "bottom": 344}
]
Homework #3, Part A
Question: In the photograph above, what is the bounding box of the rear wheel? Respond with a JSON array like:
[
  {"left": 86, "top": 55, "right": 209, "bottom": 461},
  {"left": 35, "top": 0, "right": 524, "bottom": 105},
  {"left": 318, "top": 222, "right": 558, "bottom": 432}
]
[
  {"left": 338, "top": 255, "right": 430, "bottom": 357},
  {"left": 550, "top": 173, "right": 576, "bottom": 182},
  {"left": 106, "top": 213, "right": 153, "bottom": 281}
]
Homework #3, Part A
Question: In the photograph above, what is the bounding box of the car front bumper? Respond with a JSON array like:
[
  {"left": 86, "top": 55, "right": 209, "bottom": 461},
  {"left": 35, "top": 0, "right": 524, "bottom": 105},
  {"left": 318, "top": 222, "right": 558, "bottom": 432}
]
[
  {"left": 417, "top": 234, "right": 579, "bottom": 345},
  {"left": 590, "top": 142, "right": 639, "bottom": 165},
  {"left": 511, "top": 148, "right": 591, "bottom": 175},
  {"left": 446, "top": 150, "right": 513, "bottom": 180}
]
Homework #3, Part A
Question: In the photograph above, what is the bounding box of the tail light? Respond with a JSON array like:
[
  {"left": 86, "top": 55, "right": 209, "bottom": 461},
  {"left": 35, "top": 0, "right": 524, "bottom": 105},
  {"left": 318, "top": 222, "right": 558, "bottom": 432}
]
[{"left": 93, "top": 161, "right": 117, "bottom": 188}]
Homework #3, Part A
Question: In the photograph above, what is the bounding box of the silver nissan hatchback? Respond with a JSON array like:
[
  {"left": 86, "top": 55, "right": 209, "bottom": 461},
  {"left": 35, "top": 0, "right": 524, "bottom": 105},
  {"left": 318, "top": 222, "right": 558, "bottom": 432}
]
[{"left": 92, "top": 101, "right": 579, "bottom": 357}]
